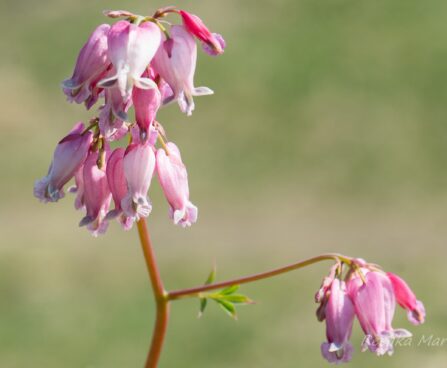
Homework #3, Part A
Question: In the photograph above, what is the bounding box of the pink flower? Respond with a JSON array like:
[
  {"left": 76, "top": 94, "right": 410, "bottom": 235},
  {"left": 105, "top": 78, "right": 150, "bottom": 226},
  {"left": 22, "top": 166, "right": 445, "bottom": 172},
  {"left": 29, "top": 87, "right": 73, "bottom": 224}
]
[
  {"left": 132, "top": 70, "right": 161, "bottom": 139},
  {"left": 105, "top": 148, "right": 134, "bottom": 230},
  {"left": 122, "top": 143, "right": 156, "bottom": 220},
  {"left": 62, "top": 24, "right": 111, "bottom": 105},
  {"left": 68, "top": 167, "right": 85, "bottom": 210},
  {"left": 387, "top": 272, "right": 426, "bottom": 325},
  {"left": 348, "top": 271, "right": 411, "bottom": 356},
  {"left": 99, "top": 82, "right": 131, "bottom": 141},
  {"left": 152, "top": 25, "right": 213, "bottom": 116},
  {"left": 179, "top": 10, "right": 226, "bottom": 56},
  {"left": 321, "top": 279, "right": 355, "bottom": 364},
  {"left": 34, "top": 123, "right": 93, "bottom": 203},
  {"left": 79, "top": 150, "right": 112, "bottom": 236},
  {"left": 156, "top": 142, "right": 198, "bottom": 227},
  {"left": 98, "top": 20, "right": 161, "bottom": 99}
]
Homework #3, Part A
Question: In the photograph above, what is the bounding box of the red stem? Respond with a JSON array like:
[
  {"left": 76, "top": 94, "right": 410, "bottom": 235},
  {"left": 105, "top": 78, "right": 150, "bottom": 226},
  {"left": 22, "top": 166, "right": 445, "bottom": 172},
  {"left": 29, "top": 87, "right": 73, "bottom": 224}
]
[{"left": 136, "top": 219, "right": 169, "bottom": 368}]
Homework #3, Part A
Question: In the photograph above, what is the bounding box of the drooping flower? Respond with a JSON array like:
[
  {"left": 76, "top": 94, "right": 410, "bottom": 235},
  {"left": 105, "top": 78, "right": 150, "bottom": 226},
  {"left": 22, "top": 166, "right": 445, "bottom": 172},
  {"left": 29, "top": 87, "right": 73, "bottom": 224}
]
[
  {"left": 62, "top": 24, "right": 111, "bottom": 105},
  {"left": 79, "top": 149, "right": 112, "bottom": 236},
  {"left": 348, "top": 271, "right": 411, "bottom": 356},
  {"left": 132, "top": 70, "right": 161, "bottom": 139},
  {"left": 156, "top": 142, "right": 198, "bottom": 227},
  {"left": 98, "top": 20, "right": 161, "bottom": 99},
  {"left": 152, "top": 25, "right": 213, "bottom": 116},
  {"left": 99, "top": 82, "right": 131, "bottom": 141},
  {"left": 321, "top": 279, "right": 355, "bottom": 364},
  {"left": 387, "top": 272, "right": 426, "bottom": 325},
  {"left": 105, "top": 148, "right": 134, "bottom": 230},
  {"left": 34, "top": 123, "right": 93, "bottom": 203},
  {"left": 179, "top": 10, "right": 226, "bottom": 56},
  {"left": 122, "top": 143, "right": 156, "bottom": 220},
  {"left": 68, "top": 167, "right": 85, "bottom": 210}
]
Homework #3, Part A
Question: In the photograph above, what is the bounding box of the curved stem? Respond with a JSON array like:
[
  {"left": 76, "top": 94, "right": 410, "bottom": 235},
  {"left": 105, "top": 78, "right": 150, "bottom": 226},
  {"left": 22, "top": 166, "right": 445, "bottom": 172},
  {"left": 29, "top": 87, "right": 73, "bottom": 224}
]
[
  {"left": 168, "top": 253, "right": 352, "bottom": 301},
  {"left": 136, "top": 219, "right": 169, "bottom": 368}
]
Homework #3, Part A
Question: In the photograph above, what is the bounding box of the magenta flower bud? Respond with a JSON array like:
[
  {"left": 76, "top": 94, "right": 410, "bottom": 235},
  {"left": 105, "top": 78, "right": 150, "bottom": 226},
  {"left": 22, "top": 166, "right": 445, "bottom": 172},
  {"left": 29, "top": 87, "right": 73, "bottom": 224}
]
[
  {"left": 152, "top": 25, "right": 213, "bottom": 116},
  {"left": 122, "top": 143, "right": 156, "bottom": 220},
  {"left": 98, "top": 20, "right": 161, "bottom": 99},
  {"left": 132, "top": 72, "right": 161, "bottom": 138},
  {"left": 79, "top": 150, "right": 112, "bottom": 236},
  {"left": 62, "top": 24, "right": 111, "bottom": 105},
  {"left": 387, "top": 272, "right": 426, "bottom": 325},
  {"left": 179, "top": 10, "right": 226, "bottom": 56},
  {"left": 156, "top": 142, "right": 198, "bottom": 227},
  {"left": 348, "top": 271, "right": 411, "bottom": 356},
  {"left": 321, "top": 279, "right": 355, "bottom": 364},
  {"left": 105, "top": 148, "right": 134, "bottom": 230},
  {"left": 34, "top": 122, "right": 93, "bottom": 203}
]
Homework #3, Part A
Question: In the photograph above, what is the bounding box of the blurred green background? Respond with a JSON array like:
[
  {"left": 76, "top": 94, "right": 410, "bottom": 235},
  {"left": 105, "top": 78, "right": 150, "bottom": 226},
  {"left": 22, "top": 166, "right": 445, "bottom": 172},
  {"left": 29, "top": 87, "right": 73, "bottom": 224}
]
[{"left": 1, "top": 0, "right": 446, "bottom": 366}]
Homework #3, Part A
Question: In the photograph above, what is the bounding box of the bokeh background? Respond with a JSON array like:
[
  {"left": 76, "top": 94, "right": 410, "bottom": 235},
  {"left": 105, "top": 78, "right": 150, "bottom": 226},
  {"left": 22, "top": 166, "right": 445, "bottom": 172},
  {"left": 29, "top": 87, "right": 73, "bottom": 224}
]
[{"left": 1, "top": 0, "right": 446, "bottom": 367}]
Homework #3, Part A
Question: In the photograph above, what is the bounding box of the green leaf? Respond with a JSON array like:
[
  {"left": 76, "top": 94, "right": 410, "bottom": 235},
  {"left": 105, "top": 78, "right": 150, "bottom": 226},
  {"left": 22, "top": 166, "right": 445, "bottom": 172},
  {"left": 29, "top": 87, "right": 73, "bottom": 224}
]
[
  {"left": 220, "top": 284, "right": 239, "bottom": 295},
  {"left": 216, "top": 299, "right": 237, "bottom": 319},
  {"left": 198, "top": 298, "right": 207, "bottom": 318},
  {"left": 221, "top": 294, "right": 254, "bottom": 304},
  {"left": 204, "top": 264, "right": 217, "bottom": 285}
]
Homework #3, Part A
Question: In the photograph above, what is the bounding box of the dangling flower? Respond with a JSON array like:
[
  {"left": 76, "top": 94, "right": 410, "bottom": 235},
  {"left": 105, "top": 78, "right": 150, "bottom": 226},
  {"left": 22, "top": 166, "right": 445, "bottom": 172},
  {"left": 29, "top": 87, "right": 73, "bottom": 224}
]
[
  {"left": 106, "top": 148, "right": 134, "bottom": 230},
  {"left": 348, "top": 271, "right": 411, "bottom": 356},
  {"left": 320, "top": 279, "right": 355, "bottom": 364},
  {"left": 179, "top": 10, "right": 226, "bottom": 56},
  {"left": 156, "top": 142, "right": 198, "bottom": 227},
  {"left": 152, "top": 25, "right": 213, "bottom": 116},
  {"left": 62, "top": 24, "right": 111, "bottom": 105},
  {"left": 132, "top": 69, "right": 161, "bottom": 139},
  {"left": 68, "top": 167, "right": 85, "bottom": 210},
  {"left": 34, "top": 123, "right": 93, "bottom": 203},
  {"left": 99, "top": 82, "right": 131, "bottom": 141},
  {"left": 387, "top": 272, "right": 426, "bottom": 325},
  {"left": 98, "top": 20, "right": 161, "bottom": 99},
  {"left": 79, "top": 149, "right": 112, "bottom": 236},
  {"left": 122, "top": 143, "right": 156, "bottom": 220}
]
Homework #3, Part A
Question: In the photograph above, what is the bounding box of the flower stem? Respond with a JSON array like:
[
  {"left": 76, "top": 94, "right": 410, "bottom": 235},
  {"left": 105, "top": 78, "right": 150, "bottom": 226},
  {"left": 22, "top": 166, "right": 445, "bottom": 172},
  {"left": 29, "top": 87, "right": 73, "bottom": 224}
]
[
  {"left": 136, "top": 219, "right": 169, "bottom": 368},
  {"left": 168, "top": 253, "right": 352, "bottom": 300}
]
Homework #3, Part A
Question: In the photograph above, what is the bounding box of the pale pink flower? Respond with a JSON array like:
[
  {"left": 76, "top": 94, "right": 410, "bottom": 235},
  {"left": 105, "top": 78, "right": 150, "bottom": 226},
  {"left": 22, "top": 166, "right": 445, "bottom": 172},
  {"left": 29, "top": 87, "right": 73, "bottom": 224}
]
[
  {"left": 321, "top": 279, "right": 355, "bottom": 364},
  {"left": 79, "top": 150, "right": 112, "bottom": 236},
  {"left": 106, "top": 148, "right": 134, "bottom": 230},
  {"left": 98, "top": 20, "right": 161, "bottom": 99},
  {"left": 132, "top": 70, "right": 161, "bottom": 139},
  {"left": 122, "top": 143, "right": 156, "bottom": 220},
  {"left": 179, "top": 10, "right": 226, "bottom": 56},
  {"left": 34, "top": 123, "right": 93, "bottom": 203},
  {"left": 68, "top": 167, "right": 85, "bottom": 210},
  {"left": 387, "top": 272, "right": 426, "bottom": 325},
  {"left": 156, "top": 142, "right": 198, "bottom": 227},
  {"left": 62, "top": 24, "right": 111, "bottom": 105},
  {"left": 152, "top": 25, "right": 213, "bottom": 116},
  {"left": 348, "top": 271, "right": 411, "bottom": 356}
]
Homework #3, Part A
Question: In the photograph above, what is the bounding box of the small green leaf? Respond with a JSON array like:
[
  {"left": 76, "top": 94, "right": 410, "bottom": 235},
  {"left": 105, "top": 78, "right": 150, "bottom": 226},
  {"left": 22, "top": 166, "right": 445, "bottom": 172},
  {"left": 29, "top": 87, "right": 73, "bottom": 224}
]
[
  {"left": 198, "top": 298, "right": 208, "bottom": 318},
  {"left": 204, "top": 264, "right": 217, "bottom": 285},
  {"left": 220, "top": 284, "right": 239, "bottom": 295},
  {"left": 216, "top": 299, "right": 237, "bottom": 319},
  {"left": 221, "top": 294, "right": 254, "bottom": 304}
]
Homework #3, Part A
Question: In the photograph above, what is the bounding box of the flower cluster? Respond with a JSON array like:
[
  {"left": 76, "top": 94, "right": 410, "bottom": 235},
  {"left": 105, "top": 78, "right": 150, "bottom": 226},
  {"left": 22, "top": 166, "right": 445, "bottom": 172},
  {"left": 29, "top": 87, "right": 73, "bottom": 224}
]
[
  {"left": 316, "top": 259, "right": 425, "bottom": 364},
  {"left": 34, "top": 7, "right": 225, "bottom": 236}
]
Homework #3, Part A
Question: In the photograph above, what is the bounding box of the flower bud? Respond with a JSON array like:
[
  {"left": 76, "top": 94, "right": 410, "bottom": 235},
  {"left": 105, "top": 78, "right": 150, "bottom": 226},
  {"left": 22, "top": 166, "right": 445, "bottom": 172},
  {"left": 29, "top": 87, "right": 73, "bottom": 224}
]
[
  {"left": 156, "top": 142, "right": 197, "bottom": 227},
  {"left": 34, "top": 123, "right": 93, "bottom": 203}
]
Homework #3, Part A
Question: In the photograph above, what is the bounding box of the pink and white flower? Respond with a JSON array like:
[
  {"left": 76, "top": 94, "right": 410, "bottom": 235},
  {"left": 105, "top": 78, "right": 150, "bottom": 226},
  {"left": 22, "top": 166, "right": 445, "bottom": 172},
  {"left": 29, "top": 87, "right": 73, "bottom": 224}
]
[
  {"left": 387, "top": 272, "right": 426, "bottom": 325},
  {"left": 34, "top": 123, "right": 93, "bottom": 203},
  {"left": 122, "top": 143, "right": 156, "bottom": 220},
  {"left": 152, "top": 25, "right": 213, "bottom": 116},
  {"left": 79, "top": 149, "right": 112, "bottom": 236},
  {"left": 106, "top": 148, "right": 134, "bottom": 230},
  {"left": 321, "top": 279, "right": 355, "bottom": 364},
  {"left": 62, "top": 24, "right": 111, "bottom": 105},
  {"left": 98, "top": 20, "right": 161, "bottom": 99},
  {"left": 348, "top": 271, "right": 411, "bottom": 356},
  {"left": 156, "top": 142, "right": 198, "bottom": 227}
]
